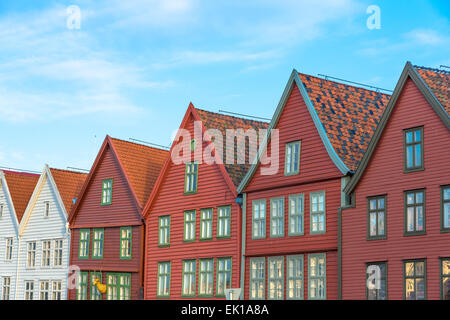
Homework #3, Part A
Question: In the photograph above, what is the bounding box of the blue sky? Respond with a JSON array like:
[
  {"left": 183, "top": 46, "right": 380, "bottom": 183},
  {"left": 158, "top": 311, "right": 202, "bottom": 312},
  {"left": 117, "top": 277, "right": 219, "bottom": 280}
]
[{"left": 0, "top": 0, "right": 448, "bottom": 172}]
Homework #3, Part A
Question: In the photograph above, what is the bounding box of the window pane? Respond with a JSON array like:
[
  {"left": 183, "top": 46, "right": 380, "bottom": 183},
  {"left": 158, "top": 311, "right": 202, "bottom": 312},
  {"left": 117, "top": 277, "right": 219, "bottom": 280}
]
[
  {"left": 406, "top": 146, "right": 413, "bottom": 168},
  {"left": 377, "top": 212, "right": 385, "bottom": 235},
  {"left": 414, "top": 129, "right": 421, "bottom": 142},
  {"left": 445, "top": 203, "right": 450, "bottom": 228},
  {"left": 444, "top": 188, "right": 450, "bottom": 201},
  {"left": 406, "top": 131, "right": 413, "bottom": 143},
  {"left": 416, "top": 207, "right": 424, "bottom": 231},
  {"left": 414, "top": 144, "right": 422, "bottom": 167}
]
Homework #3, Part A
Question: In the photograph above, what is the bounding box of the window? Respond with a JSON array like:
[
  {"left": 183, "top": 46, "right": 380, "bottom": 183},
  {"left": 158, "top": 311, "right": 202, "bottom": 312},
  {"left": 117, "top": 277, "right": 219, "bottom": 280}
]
[
  {"left": 368, "top": 196, "right": 386, "bottom": 239},
  {"left": 27, "top": 241, "right": 37, "bottom": 267},
  {"left": 184, "top": 211, "right": 196, "bottom": 242},
  {"left": 79, "top": 229, "right": 90, "bottom": 259},
  {"left": 217, "top": 206, "right": 231, "bottom": 238},
  {"left": 53, "top": 239, "right": 63, "bottom": 266},
  {"left": 158, "top": 216, "right": 170, "bottom": 246},
  {"left": 120, "top": 227, "right": 132, "bottom": 259},
  {"left": 200, "top": 208, "right": 213, "bottom": 240},
  {"left": 101, "top": 179, "right": 113, "bottom": 205},
  {"left": 287, "top": 255, "right": 303, "bottom": 300},
  {"left": 0, "top": 203, "right": 4, "bottom": 218},
  {"left": 91, "top": 272, "right": 103, "bottom": 300},
  {"left": 366, "top": 262, "right": 387, "bottom": 300},
  {"left": 308, "top": 253, "right": 326, "bottom": 300},
  {"left": 52, "top": 280, "right": 62, "bottom": 300},
  {"left": 404, "top": 259, "right": 426, "bottom": 300},
  {"left": 44, "top": 201, "right": 50, "bottom": 218},
  {"left": 249, "top": 258, "right": 265, "bottom": 300},
  {"left": 285, "top": 141, "right": 301, "bottom": 175},
  {"left": 405, "top": 190, "right": 425, "bottom": 235},
  {"left": 310, "top": 191, "right": 326, "bottom": 234},
  {"left": 270, "top": 198, "right": 284, "bottom": 238},
  {"left": 24, "top": 281, "right": 34, "bottom": 300},
  {"left": 216, "top": 258, "right": 232, "bottom": 297},
  {"left": 268, "top": 257, "right": 284, "bottom": 300},
  {"left": 184, "top": 162, "right": 198, "bottom": 194},
  {"left": 198, "top": 259, "right": 214, "bottom": 297},
  {"left": 182, "top": 260, "right": 196, "bottom": 297},
  {"left": 41, "top": 240, "right": 51, "bottom": 267},
  {"left": 5, "top": 237, "right": 13, "bottom": 261},
  {"left": 441, "top": 258, "right": 450, "bottom": 300},
  {"left": 106, "top": 273, "right": 131, "bottom": 300},
  {"left": 92, "top": 229, "right": 104, "bottom": 259},
  {"left": 442, "top": 186, "right": 450, "bottom": 232},
  {"left": 288, "top": 194, "right": 304, "bottom": 236},
  {"left": 2, "top": 277, "right": 10, "bottom": 300},
  {"left": 77, "top": 272, "right": 88, "bottom": 300},
  {"left": 157, "top": 262, "right": 171, "bottom": 298},
  {"left": 404, "top": 127, "right": 423, "bottom": 171},
  {"left": 252, "top": 200, "right": 266, "bottom": 239},
  {"left": 39, "top": 281, "right": 50, "bottom": 300}
]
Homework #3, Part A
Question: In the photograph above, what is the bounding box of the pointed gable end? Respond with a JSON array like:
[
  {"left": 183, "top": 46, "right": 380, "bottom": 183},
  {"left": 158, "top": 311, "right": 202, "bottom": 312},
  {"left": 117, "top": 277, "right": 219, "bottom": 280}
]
[
  {"left": 344, "top": 62, "right": 450, "bottom": 194},
  {"left": 2, "top": 170, "right": 39, "bottom": 223}
]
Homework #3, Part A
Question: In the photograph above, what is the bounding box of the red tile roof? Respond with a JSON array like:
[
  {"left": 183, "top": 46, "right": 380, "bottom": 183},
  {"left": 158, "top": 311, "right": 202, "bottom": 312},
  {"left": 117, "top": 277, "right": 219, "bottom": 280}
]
[
  {"left": 110, "top": 138, "right": 169, "bottom": 207},
  {"left": 298, "top": 73, "right": 391, "bottom": 172},
  {"left": 2, "top": 170, "right": 39, "bottom": 222},
  {"left": 414, "top": 66, "right": 450, "bottom": 114},
  {"left": 50, "top": 168, "right": 87, "bottom": 213},
  {"left": 196, "top": 108, "right": 269, "bottom": 187}
]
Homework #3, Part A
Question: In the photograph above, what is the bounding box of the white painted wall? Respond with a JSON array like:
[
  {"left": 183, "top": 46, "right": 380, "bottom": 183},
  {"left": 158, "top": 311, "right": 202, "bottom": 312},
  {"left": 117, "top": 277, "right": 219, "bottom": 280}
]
[{"left": 16, "top": 169, "right": 71, "bottom": 300}]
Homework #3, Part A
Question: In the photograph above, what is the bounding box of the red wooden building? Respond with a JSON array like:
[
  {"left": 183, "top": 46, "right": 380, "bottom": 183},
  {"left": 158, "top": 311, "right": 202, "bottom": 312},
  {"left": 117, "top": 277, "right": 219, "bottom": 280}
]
[
  {"left": 237, "top": 70, "right": 390, "bottom": 300},
  {"left": 68, "top": 136, "right": 168, "bottom": 300},
  {"left": 341, "top": 62, "right": 450, "bottom": 300},
  {"left": 143, "top": 103, "right": 268, "bottom": 299}
]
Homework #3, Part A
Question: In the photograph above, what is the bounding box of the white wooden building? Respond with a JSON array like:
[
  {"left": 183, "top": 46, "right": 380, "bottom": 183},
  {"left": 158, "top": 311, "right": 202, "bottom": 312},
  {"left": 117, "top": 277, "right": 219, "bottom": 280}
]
[
  {"left": 15, "top": 165, "right": 86, "bottom": 300},
  {"left": 0, "top": 170, "right": 39, "bottom": 300}
]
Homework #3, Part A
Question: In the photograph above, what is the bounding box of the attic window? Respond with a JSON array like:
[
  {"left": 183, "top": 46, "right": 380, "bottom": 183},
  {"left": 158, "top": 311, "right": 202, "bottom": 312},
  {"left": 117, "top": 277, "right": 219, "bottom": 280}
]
[
  {"left": 101, "top": 179, "right": 113, "bottom": 205},
  {"left": 0, "top": 203, "right": 3, "bottom": 218},
  {"left": 44, "top": 202, "right": 50, "bottom": 218},
  {"left": 190, "top": 139, "right": 197, "bottom": 151}
]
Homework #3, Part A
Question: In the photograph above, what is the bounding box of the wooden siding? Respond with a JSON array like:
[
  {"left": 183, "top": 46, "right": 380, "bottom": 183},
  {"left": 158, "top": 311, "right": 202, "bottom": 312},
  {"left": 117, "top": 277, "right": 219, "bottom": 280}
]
[
  {"left": 0, "top": 179, "right": 19, "bottom": 300},
  {"left": 245, "top": 85, "right": 342, "bottom": 193},
  {"left": 16, "top": 173, "right": 71, "bottom": 300},
  {"left": 341, "top": 78, "right": 450, "bottom": 300},
  {"left": 144, "top": 113, "right": 241, "bottom": 300}
]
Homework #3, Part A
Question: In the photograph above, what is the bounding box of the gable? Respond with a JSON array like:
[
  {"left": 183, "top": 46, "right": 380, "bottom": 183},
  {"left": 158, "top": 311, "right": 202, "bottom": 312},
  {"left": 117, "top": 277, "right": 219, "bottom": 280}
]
[
  {"left": 244, "top": 81, "right": 342, "bottom": 192},
  {"left": 71, "top": 144, "right": 142, "bottom": 227},
  {"left": 0, "top": 178, "right": 19, "bottom": 235}
]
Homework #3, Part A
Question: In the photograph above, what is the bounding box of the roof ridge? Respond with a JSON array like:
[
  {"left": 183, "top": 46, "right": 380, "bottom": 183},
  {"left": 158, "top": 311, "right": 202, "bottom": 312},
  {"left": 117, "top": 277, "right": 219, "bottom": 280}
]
[
  {"left": 110, "top": 136, "right": 169, "bottom": 153},
  {"left": 298, "top": 72, "right": 392, "bottom": 97},
  {"left": 195, "top": 108, "right": 270, "bottom": 125},
  {"left": 413, "top": 65, "right": 450, "bottom": 75},
  {"left": 49, "top": 167, "right": 88, "bottom": 175}
]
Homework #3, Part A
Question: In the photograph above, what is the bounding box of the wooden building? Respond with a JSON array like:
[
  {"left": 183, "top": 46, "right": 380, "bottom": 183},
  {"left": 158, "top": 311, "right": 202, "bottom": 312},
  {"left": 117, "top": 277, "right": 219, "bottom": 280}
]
[
  {"left": 341, "top": 62, "right": 450, "bottom": 300},
  {"left": 143, "top": 103, "right": 268, "bottom": 299},
  {"left": 16, "top": 166, "right": 86, "bottom": 300},
  {"left": 237, "top": 70, "right": 390, "bottom": 300},
  {"left": 0, "top": 170, "right": 39, "bottom": 300},
  {"left": 68, "top": 136, "right": 168, "bottom": 300}
]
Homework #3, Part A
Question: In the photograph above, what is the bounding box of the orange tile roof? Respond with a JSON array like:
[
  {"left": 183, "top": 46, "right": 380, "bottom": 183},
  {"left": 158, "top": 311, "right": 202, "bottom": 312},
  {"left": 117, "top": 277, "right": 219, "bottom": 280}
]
[
  {"left": 196, "top": 108, "right": 269, "bottom": 187},
  {"left": 414, "top": 66, "right": 450, "bottom": 114},
  {"left": 298, "top": 73, "right": 391, "bottom": 172},
  {"left": 110, "top": 138, "right": 169, "bottom": 207},
  {"left": 3, "top": 170, "right": 39, "bottom": 223},
  {"left": 50, "top": 168, "right": 87, "bottom": 213}
]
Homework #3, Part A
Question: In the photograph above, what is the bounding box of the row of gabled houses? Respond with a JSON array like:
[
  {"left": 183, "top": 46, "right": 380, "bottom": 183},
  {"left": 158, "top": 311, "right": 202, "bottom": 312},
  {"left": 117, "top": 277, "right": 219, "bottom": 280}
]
[{"left": 0, "top": 61, "right": 448, "bottom": 300}]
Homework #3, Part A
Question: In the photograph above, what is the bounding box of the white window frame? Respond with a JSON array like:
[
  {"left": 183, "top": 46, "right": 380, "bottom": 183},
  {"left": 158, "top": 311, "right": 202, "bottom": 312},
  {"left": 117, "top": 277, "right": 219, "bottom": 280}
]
[
  {"left": 27, "top": 241, "right": 37, "bottom": 268},
  {"left": 39, "top": 280, "right": 50, "bottom": 300},
  {"left": 287, "top": 255, "right": 304, "bottom": 300},
  {"left": 0, "top": 203, "right": 4, "bottom": 218},
  {"left": 289, "top": 194, "right": 304, "bottom": 236},
  {"left": 308, "top": 253, "right": 326, "bottom": 300},
  {"left": 284, "top": 141, "right": 301, "bottom": 175},
  {"left": 24, "top": 280, "right": 34, "bottom": 300},
  {"left": 267, "top": 256, "right": 284, "bottom": 300},
  {"left": 252, "top": 199, "right": 266, "bottom": 239},
  {"left": 217, "top": 206, "right": 231, "bottom": 238},
  {"left": 53, "top": 239, "right": 63, "bottom": 267},
  {"left": 200, "top": 208, "right": 213, "bottom": 240},
  {"left": 270, "top": 198, "right": 284, "bottom": 238},
  {"left": 41, "top": 240, "right": 52, "bottom": 267},
  {"left": 249, "top": 257, "right": 265, "bottom": 300},
  {"left": 5, "top": 238, "right": 13, "bottom": 261},
  {"left": 310, "top": 191, "right": 326, "bottom": 234},
  {"left": 51, "top": 280, "right": 62, "bottom": 300},
  {"left": 2, "top": 277, "right": 11, "bottom": 300},
  {"left": 43, "top": 201, "right": 50, "bottom": 218}
]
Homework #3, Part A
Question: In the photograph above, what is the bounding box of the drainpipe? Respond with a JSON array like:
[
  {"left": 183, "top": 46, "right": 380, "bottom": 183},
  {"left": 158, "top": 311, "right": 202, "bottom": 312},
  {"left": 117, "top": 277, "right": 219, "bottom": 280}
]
[
  {"left": 15, "top": 233, "right": 22, "bottom": 300},
  {"left": 239, "top": 193, "right": 247, "bottom": 300}
]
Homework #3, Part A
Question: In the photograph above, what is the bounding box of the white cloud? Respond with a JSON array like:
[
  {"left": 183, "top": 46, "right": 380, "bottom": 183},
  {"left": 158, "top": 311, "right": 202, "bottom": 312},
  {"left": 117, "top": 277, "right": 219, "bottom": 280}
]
[{"left": 405, "top": 29, "right": 448, "bottom": 45}]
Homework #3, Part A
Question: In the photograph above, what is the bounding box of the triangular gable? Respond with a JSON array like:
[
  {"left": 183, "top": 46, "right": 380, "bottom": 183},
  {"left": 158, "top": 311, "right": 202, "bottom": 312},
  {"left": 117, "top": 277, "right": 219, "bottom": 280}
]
[
  {"left": 0, "top": 171, "right": 21, "bottom": 230},
  {"left": 68, "top": 136, "right": 142, "bottom": 224},
  {"left": 143, "top": 103, "right": 242, "bottom": 217},
  {"left": 237, "top": 69, "right": 351, "bottom": 193},
  {"left": 1, "top": 170, "right": 39, "bottom": 225},
  {"left": 344, "top": 62, "right": 450, "bottom": 194},
  {"left": 19, "top": 166, "right": 87, "bottom": 235}
]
